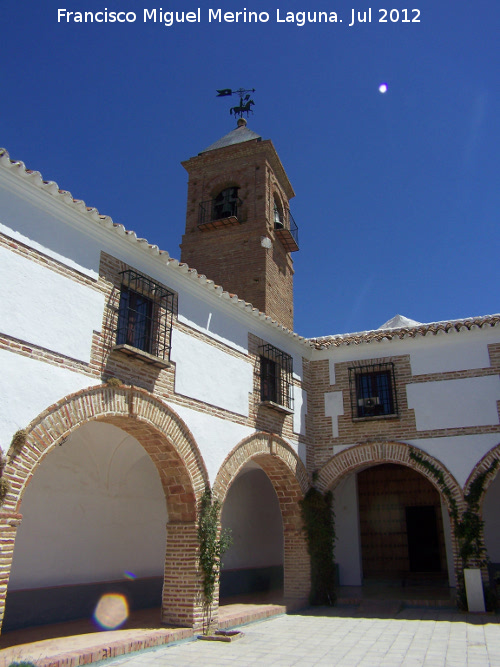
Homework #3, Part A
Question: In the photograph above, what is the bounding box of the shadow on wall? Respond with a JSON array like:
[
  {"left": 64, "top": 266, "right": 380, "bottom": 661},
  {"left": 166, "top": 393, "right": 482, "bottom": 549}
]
[{"left": 220, "top": 466, "right": 284, "bottom": 598}]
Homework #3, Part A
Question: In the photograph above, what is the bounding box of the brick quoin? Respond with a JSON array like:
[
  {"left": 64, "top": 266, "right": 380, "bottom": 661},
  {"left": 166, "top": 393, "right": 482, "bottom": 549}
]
[
  {"left": 0, "top": 385, "right": 209, "bottom": 632},
  {"left": 213, "top": 433, "right": 310, "bottom": 604}
]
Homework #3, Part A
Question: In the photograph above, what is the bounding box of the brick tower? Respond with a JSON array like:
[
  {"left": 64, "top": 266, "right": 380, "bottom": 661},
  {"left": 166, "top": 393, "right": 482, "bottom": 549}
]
[{"left": 180, "top": 118, "right": 299, "bottom": 330}]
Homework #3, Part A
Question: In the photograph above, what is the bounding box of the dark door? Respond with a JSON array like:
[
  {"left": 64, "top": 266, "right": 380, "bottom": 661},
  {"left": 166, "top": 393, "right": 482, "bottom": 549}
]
[{"left": 405, "top": 505, "right": 441, "bottom": 572}]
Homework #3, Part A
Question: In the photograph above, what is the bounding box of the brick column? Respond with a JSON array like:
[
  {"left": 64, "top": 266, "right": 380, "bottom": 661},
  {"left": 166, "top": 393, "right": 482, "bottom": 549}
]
[
  {"left": 161, "top": 521, "right": 206, "bottom": 630},
  {"left": 283, "top": 523, "right": 310, "bottom": 603},
  {"left": 0, "top": 512, "right": 22, "bottom": 635}
]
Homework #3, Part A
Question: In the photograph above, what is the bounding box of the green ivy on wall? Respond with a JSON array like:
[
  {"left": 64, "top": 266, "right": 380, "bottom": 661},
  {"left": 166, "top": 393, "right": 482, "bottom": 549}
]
[
  {"left": 409, "top": 447, "right": 498, "bottom": 609},
  {"left": 299, "top": 477, "right": 336, "bottom": 606}
]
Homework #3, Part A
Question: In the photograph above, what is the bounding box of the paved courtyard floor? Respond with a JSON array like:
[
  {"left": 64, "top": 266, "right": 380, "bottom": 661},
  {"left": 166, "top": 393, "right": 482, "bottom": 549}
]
[{"left": 96, "top": 607, "right": 500, "bottom": 667}]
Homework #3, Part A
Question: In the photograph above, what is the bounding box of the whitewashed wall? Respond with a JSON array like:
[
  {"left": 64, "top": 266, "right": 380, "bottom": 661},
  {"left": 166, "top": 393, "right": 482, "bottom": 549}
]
[
  {"left": 406, "top": 376, "right": 500, "bottom": 431},
  {"left": 0, "top": 181, "right": 101, "bottom": 278},
  {"left": 0, "top": 246, "right": 104, "bottom": 363},
  {"left": 334, "top": 474, "right": 362, "bottom": 586},
  {"left": 220, "top": 466, "right": 283, "bottom": 570},
  {"left": 0, "top": 350, "right": 94, "bottom": 453},
  {"left": 9, "top": 422, "right": 167, "bottom": 589},
  {"left": 170, "top": 329, "right": 253, "bottom": 417},
  {"left": 167, "top": 402, "right": 253, "bottom": 484}
]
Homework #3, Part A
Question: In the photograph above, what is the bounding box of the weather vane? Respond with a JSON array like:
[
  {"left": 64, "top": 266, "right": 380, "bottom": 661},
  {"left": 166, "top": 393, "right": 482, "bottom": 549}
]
[{"left": 216, "top": 88, "right": 256, "bottom": 118}]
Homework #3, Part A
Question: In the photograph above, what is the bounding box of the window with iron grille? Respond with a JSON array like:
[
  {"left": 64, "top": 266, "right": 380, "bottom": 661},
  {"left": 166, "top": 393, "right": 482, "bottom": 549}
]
[
  {"left": 258, "top": 343, "right": 293, "bottom": 411},
  {"left": 349, "top": 362, "right": 398, "bottom": 419},
  {"left": 115, "top": 270, "right": 175, "bottom": 363}
]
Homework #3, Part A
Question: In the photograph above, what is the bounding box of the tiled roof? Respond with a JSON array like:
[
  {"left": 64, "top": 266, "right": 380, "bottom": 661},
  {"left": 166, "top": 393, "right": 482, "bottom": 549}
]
[
  {"left": 309, "top": 314, "right": 500, "bottom": 349},
  {"left": 200, "top": 119, "right": 261, "bottom": 153}
]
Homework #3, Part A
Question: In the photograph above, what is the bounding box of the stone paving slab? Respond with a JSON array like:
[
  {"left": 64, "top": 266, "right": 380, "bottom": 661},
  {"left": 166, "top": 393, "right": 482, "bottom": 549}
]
[{"left": 96, "top": 608, "right": 500, "bottom": 667}]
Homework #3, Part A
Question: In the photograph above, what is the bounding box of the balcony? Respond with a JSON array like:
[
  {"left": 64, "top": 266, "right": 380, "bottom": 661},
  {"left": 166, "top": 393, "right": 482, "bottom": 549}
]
[
  {"left": 198, "top": 198, "right": 242, "bottom": 231},
  {"left": 274, "top": 209, "right": 299, "bottom": 252}
]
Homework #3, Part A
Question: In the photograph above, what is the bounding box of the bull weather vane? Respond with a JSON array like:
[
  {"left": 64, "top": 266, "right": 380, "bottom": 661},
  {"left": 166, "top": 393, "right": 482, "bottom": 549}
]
[{"left": 216, "top": 88, "right": 256, "bottom": 118}]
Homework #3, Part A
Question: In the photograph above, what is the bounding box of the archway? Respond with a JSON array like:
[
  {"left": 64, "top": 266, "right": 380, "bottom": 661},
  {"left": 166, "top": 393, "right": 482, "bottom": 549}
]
[
  {"left": 318, "top": 442, "right": 463, "bottom": 594},
  {"left": 213, "top": 433, "right": 310, "bottom": 605},
  {"left": 0, "top": 384, "right": 208, "bottom": 633},
  {"left": 220, "top": 461, "right": 284, "bottom": 600}
]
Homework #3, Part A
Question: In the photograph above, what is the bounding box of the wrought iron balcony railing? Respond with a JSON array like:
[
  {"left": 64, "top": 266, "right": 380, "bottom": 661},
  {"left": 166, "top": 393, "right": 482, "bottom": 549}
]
[
  {"left": 198, "top": 198, "right": 242, "bottom": 230},
  {"left": 274, "top": 209, "right": 299, "bottom": 252}
]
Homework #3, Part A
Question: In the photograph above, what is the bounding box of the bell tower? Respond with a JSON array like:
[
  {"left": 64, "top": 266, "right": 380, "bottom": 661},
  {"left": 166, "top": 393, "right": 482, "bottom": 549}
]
[{"left": 180, "top": 118, "right": 299, "bottom": 331}]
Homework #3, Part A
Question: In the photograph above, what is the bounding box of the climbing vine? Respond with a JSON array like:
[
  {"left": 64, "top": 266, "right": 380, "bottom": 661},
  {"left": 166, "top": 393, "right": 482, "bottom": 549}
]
[
  {"left": 299, "top": 475, "right": 336, "bottom": 606},
  {"left": 197, "top": 487, "right": 232, "bottom": 634},
  {"left": 0, "top": 450, "right": 9, "bottom": 508},
  {"left": 409, "top": 447, "right": 498, "bottom": 609},
  {"left": 409, "top": 448, "right": 458, "bottom": 521},
  {"left": 0, "top": 430, "right": 26, "bottom": 508}
]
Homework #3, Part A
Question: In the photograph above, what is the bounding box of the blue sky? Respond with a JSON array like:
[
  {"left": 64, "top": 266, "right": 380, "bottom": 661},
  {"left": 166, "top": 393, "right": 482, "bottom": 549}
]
[{"left": 2, "top": 0, "right": 498, "bottom": 338}]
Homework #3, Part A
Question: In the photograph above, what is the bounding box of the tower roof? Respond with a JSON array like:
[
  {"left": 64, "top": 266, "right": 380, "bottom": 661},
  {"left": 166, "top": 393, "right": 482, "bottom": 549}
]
[{"left": 200, "top": 118, "right": 261, "bottom": 154}]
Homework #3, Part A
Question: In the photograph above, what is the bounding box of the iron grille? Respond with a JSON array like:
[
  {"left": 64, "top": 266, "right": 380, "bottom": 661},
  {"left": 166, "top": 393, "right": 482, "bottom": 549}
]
[
  {"left": 116, "top": 270, "right": 175, "bottom": 362},
  {"left": 258, "top": 343, "right": 294, "bottom": 410},
  {"left": 349, "top": 362, "right": 398, "bottom": 419}
]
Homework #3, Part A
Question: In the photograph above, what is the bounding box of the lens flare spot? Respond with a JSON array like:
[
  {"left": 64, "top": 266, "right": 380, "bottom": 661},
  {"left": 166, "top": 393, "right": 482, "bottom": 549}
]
[
  {"left": 124, "top": 571, "right": 136, "bottom": 580},
  {"left": 93, "top": 593, "right": 129, "bottom": 630},
  {"left": 378, "top": 83, "right": 388, "bottom": 94}
]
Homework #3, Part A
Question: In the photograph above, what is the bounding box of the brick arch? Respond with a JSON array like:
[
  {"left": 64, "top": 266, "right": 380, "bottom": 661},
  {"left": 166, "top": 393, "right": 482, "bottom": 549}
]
[
  {"left": 318, "top": 441, "right": 465, "bottom": 590},
  {"left": 317, "top": 441, "right": 464, "bottom": 516},
  {"left": 0, "top": 384, "right": 209, "bottom": 631},
  {"left": 3, "top": 384, "right": 208, "bottom": 518},
  {"left": 213, "top": 432, "right": 310, "bottom": 602},
  {"left": 465, "top": 441, "right": 500, "bottom": 507},
  {"left": 209, "top": 179, "right": 241, "bottom": 199}
]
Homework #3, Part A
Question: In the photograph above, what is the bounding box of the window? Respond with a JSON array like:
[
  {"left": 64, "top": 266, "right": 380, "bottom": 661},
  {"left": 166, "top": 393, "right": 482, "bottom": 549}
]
[
  {"left": 117, "top": 289, "right": 153, "bottom": 352},
  {"left": 349, "top": 362, "right": 398, "bottom": 419},
  {"left": 258, "top": 343, "right": 293, "bottom": 412},
  {"left": 213, "top": 187, "right": 239, "bottom": 220},
  {"left": 115, "top": 270, "right": 175, "bottom": 365}
]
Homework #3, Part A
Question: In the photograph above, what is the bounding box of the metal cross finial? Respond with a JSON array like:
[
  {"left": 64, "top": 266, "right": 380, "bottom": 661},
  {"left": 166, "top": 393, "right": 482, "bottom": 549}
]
[{"left": 216, "top": 88, "right": 256, "bottom": 118}]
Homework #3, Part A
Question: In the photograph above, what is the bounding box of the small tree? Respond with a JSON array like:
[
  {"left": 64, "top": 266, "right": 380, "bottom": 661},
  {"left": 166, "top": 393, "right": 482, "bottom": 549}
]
[{"left": 197, "top": 487, "right": 232, "bottom": 634}]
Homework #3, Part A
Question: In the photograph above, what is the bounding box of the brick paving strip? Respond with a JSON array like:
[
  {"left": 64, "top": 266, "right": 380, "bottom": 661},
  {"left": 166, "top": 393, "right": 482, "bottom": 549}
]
[{"left": 0, "top": 601, "right": 287, "bottom": 667}]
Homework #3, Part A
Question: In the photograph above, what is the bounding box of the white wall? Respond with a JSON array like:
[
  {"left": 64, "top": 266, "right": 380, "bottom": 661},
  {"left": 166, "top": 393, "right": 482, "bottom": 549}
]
[
  {"left": 166, "top": 401, "right": 253, "bottom": 484},
  {"left": 293, "top": 384, "right": 307, "bottom": 437},
  {"left": 171, "top": 329, "right": 253, "bottom": 417},
  {"left": 221, "top": 466, "right": 283, "bottom": 570},
  {"left": 9, "top": 422, "right": 167, "bottom": 589},
  {"left": 0, "top": 246, "right": 104, "bottom": 363},
  {"left": 0, "top": 350, "right": 95, "bottom": 454},
  {"left": 407, "top": 376, "right": 500, "bottom": 431},
  {"left": 324, "top": 391, "right": 344, "bottom": 438},
  {"left": 409, "top": 334, "right": 493, "bottom": 375},
  {"left": 177, "top": 288, "right": 250, "bottom": 353},
  {"left": 334, "top": 474, "right": 362, "bottom": 585},
  {"left": 407, "top": 434, "right": 500, "bottom": 488},
  {"left": 0, "top": 188, "right": 101, "bottom": 279}
]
